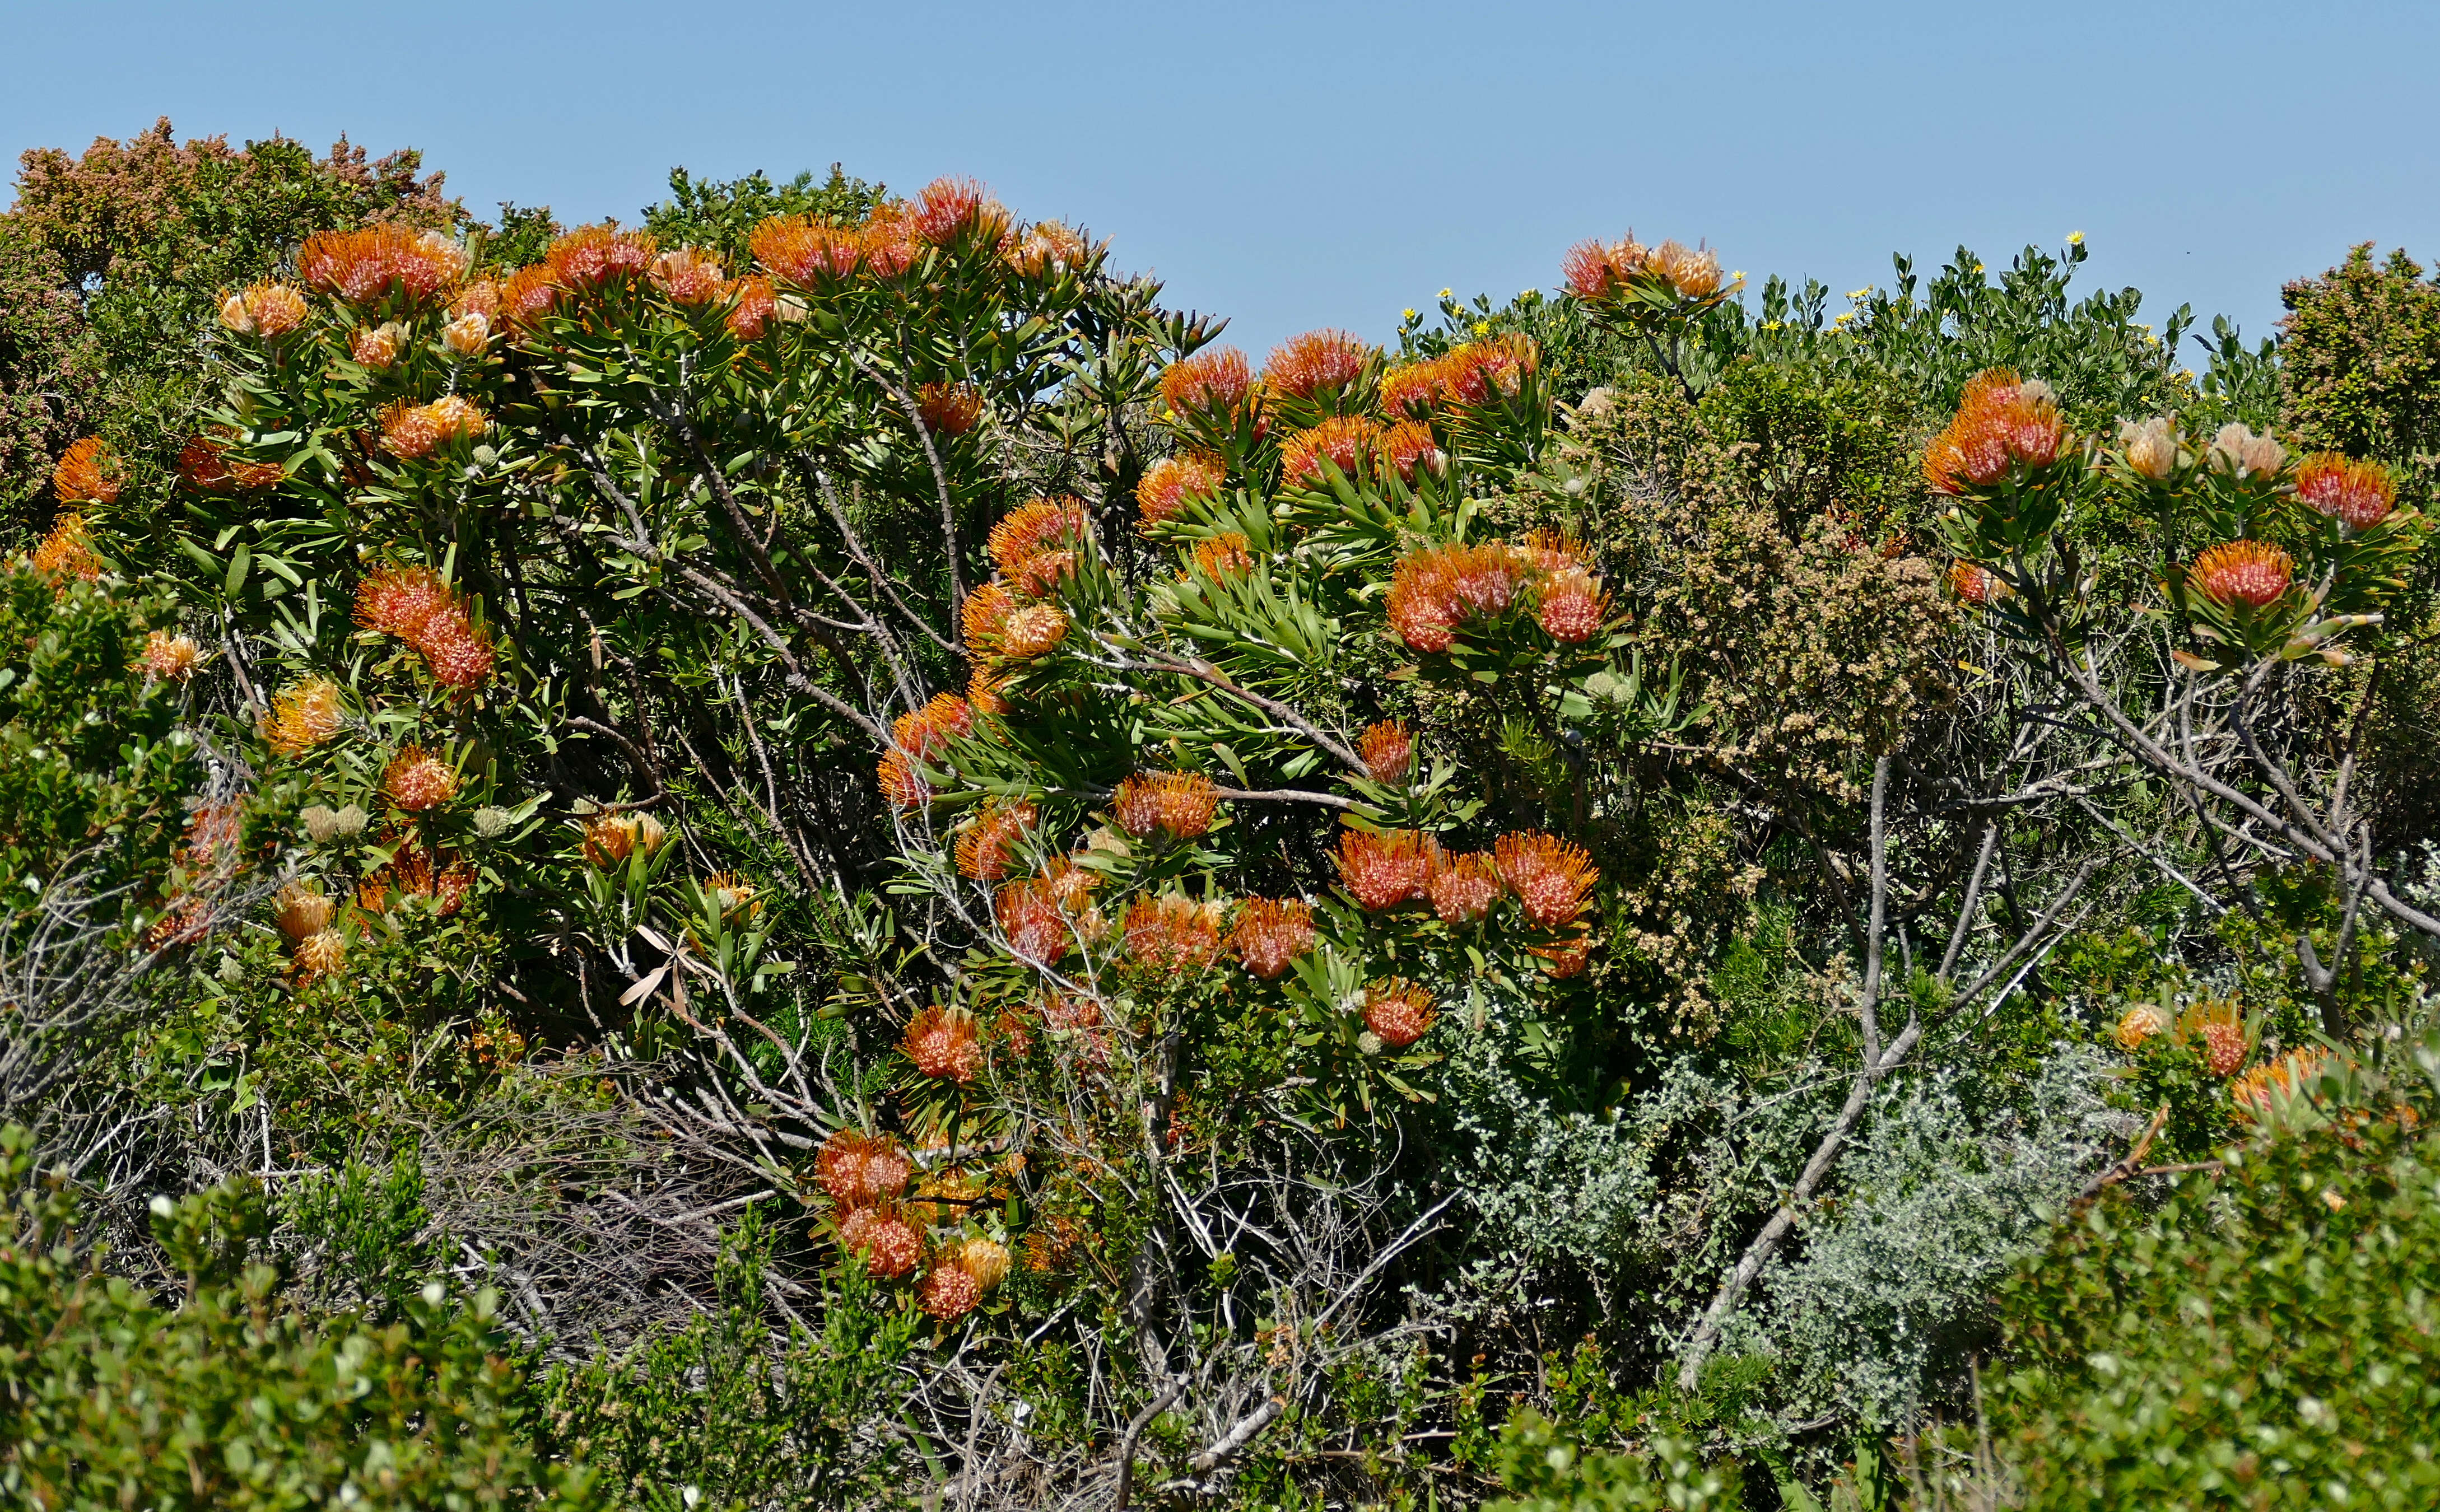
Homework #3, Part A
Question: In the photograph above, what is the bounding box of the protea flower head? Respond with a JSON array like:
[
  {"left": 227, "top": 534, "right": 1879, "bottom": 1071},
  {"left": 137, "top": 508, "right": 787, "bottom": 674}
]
[
  {"left": 903, "top": 1005, "right": 985, "bottom": 1081},
  {"left": 995, "top": 877, "right": 1070, "bottom": 963},
  {"left": 356, "top": 566, "right": 453, "bottom": 641},
  {"left": 178, "top": 432, "right": 283, "bottom": 493},
  {"left": 299, "top": 226, "right": 467, "bottom": 310},
  {"left": 544, "top": 224, "right": 658, "bottom": 292},
  {"left": 137, "top": 630, "right": 202, "bottom": 682},
  {"left": 302, "top": 804, "right": 370, "bottom": 845},
  {"left": 384, "top": 745, "right": 459, "bottom": 811},
  {"left": 955, "top": 799, "right": 1037, "bottom": 882},
  {"left": 1426, "top": 848, "right": 1503, "bottom": 925},
  {"left": 581, "top": 811, "right": 667, "bottom": 867},
  {"left": 1379, "top": 360, "right": 1448, "bottom": 421},
  {"left": 919, "top": 1259, "right": 983, "bottom": 1319},
  {"left": 1358, "top": 720, "right": 1414, "bottom": 783},
  {"left": 649, "top": 247, "right": 727, "bottom": 305},
  {"left": 1536, "top": 568, "right": 1608, "bottom": 643},
  {"left": 2118, "top": 417, "right": 2181, "bottom": 481},
  {"left": 499, "top": 265, "right": 564, "bottom": 330},
  {"left": 2294, "top": 452, "right": 2397, "bottom": 531},
  {"left": 1335, "top": 829, "right": 1428, "bottom": 911},
  {"left": 2179, "top": 1000, "right": 2248, "bottom": 1077},
  {"left": 52, "top": 436, "right": 122, "bottom": 505},
  {"left": 1280, "top": 417, "right": 1384, "bottom": 488},
  {"left": 1362, "top": 978, "right": 1436, "bottom": 1049},
  {"left": 988, "top": 497, "right": 1092, "bottom": 575},
  {"left": 1229, "top": 897, "right": 1314, "bottom": 980},
  {"left": 750, "top": 214, "right": 865, "bottom": 284},
  {"left": 1123, "top": 894, "right": 1223, "bottom": 972},
  {"left": 2208, "top": 423, "right": 2285, "bottom": 480},
  {"left": 951, "top": 1236, "right": 1012, "bottom": 1291},
  {"left": 723, "top": 276, "right": 777, "bottom": 339},
  {"left": 1441, "top": 335, "right": 1538, "bottom": 405},
  {"left": 1008, "top": 220, "right": 1091, "bottom": 277},
  {"left": 413, "top": 605, "right": 495, "bottom": 689},
  {"left": 2189, "top": 539, "right": 2293, "bottom": 609},
  {"left": 817, "top": 1128, "right": 913, "bottom": 1205},
  {"left": 1949, "top": 561, "right": 2010, "bottom": 605},
  {"left": 1923, "top": 370, "right": 2066, "bottom": 495},
  {"left": 273, "top": 881, "right": 336, "bottom": 942},
  {"left": 917, "top": 381, "right": 985, "bottom": 437},
  {"left": 267, "top": 678, "right": 346, "bottom": 757},
  {"left": 1135, "top": 452, "right": 1227, "bottom": 532},
  {"left": 1158, "top": 348, "right": 1255, "bottom": 421},
  {"left": 441, "top": 311, "right": 492, "bottom": 357},
  {"left": 351, "top": 321, "right": 407, "bottom": 368},
  {"left": 859, "top": 202, "right": 921, "bottom": 277},
  {"left": 878, "top": 750, "right": 932, "bottom": 810},
  {"left": 293, "top": 929, "right": 347, "bottom": 984},
  {"left": 961, "top": 581, "right": 1015, "bottom": 655},
  {"left": 2229, "top": 1047, "right": 2327, "bottom": 1124},
  {"left": 220, "top": 282, "right": 309, "bottom": 338},
  {"left": 1264, "top": 329, "right": 1372, "bottom": 399},
  {"left": 999, "top": 605, "right": 1070, "bottom": 659},
  {"left": 836, "top": 1204, "right": 921, "bottom": 1278},
  {"left": 1645, "top": 239, "right": 1727, "bottom": 300},
  {"left": 967, "top": 665, "right": 1010, "bottom": 717},
  {"left": 452, "top": 282, "right": 501, "bottom": 321},
  {"left": 911, "top": 176, "right": 1011, "bottom": 248},
  {"left": 1188, "top": 534, "right": 1254, "bottom": 579},
  {"left": 1495, "top": 831, "right": 1598, "bottom": 927},
  {"left": 1380, "top": 420, "right": 1442, "bottom": 482},
  {"left": 30, "top": 514, "right": 99, "bottom": 582},
  {"left": 1113, "top": 771, "right": 1219, "bottom": 841}
]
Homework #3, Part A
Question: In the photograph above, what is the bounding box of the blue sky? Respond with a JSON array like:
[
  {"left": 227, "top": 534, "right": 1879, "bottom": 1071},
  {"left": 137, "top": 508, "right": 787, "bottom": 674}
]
[{"left": 7, "top": 1, "right": 2437, "bottom": 360}]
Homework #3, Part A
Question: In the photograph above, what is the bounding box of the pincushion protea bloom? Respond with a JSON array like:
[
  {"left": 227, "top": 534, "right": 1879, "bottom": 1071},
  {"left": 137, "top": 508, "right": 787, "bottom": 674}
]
[
  {"left": 384, "top": 745, "right": 459, "bottom": 811},
  {"left": 1362, "top": 979, "right": 1436, "bottom": 1049},
  {"left": 892, "top": 694, "right": 974, "bottom": 763},
  {"left": 1385, "top": 542, "right": 1548, "bottom": 651},
  {"left": 293, "top": 928, "right": 347, "bottom": 984},
  {"left": 1496, "top": 830, "right": 1598, "bottom": 927},
  {"left": 949, "top": 1236, "right": 1012, "bottom": 1292},
  {"left": 2294, "top": 452, "right": 2397, "bottom": 530},
  {"left": 1189, "top": 534, "right": 1254, "bottom": 578},
  {"left": 351, "top": 321, "right": 407, "bottom": 367},
  {"left": 414, "top": 606, "right": 495, "bottom": 689},
  {"left": 53, "top": 436, "right": 122, "bottom": 505},
  {"left": 2180, "top": 1000, "right": 2248, "bottom": 1077},
  {"left": 995, "top": 877, "right": 1070, "bottom": 963},
  {"left": 2118, "top": 417, "right": 2180, "bottom": 480},
  {"left": 499, "top": 265, "right": 564, "bottom": 330},
  {"left": 961, "top": 582, "right": 1015, "bottom": 654},
  {"left": 1529, "top": 926, "right": 1593, "bottom": 978},
  {"left": 1379, "top": 360, "right": 1447, "bottom": 421},
  {"left": 1123, "top": 894, "right": 1223, "bottom": 971},
  {"left": 267, "top": 678, "right": 345, "bottom": 756},
  {"left": 817, "top": 1128, "right": 913, "bottom": 1204},
  {"left": 859, "top": 202, "right": 921, "bottom": 278},
  {"left": 836, "top": 1204, "right": 922, "bottom": 1278},
  {"left": 967, "top": 665, "right": 1010, "bottom": 716},
  {"left": 903, "top": 1005, "right": 985, "bottom": 1081},
  {"left": 989, "top": 497, "right": 1092, "bottom": 573},
  {"left": 2229, "top": 1047, "right": 2327, "bottom": 1123},
  {"left": 1536, "top": 568, "right": 1608, "bottom": 643},
  {"left": 137, "top": 629, "right": 202, "bottom": 682},
  {"left": 2188, "top": 539, "right": 2293, "bottom": 609},
  {"left": 705, "top": 871, "right": 762, "bottom": 921},
  {"left": 999, "top": 605, "right": 1070, "bottom": 659},
  {"left": 1644, "top": 239, "right": 1727, "bottom": 301},
  {"left": 441, "top": 311, "right": 491, "bottom": 357},
  {"left": 911, "top": 176, "right": 1011, "bottom": 247},
  {"left": 1923, "top": 370, "right": 2065, "bottom": 495},
  {"left": 544, "top": 224, "right": 657, "bottom": 291},
  {"left": 1281, "top": 417, "right": 1384, "bottom": 488},
  {"left": 723, "top": 276, "right": 777, "bottom": 339},
  {"left": 218, "top": 282, "right": 309, "bottom": 337},
  {"left": 378, "top": 397, "right": 487, "bottom": 460},
  {"left": 2113, "top": 1002, "right": 2166, "bottom": 1052},
  {"left": 1159, "top": 348, "right": 1254, "bottom": 420},
  {"left": 581, "top": 811, "right": 668, "bottom": 867},
  {"left": 1113, "top": 771, "right": 1219, "bottom": 841},
  {"left": 1380, "top": 421, "right": 1441, "bottom": 482},
  {"left": 31, "top": 515, "right": 100, "bottom": 582},
  {"left": 956, "top": 799, "right": 1037, "bottom": 881},
  {"left": 179, "top": 432, "right": 283, "bottom": 493},
  {"left": 1358, "top": 720, "right": 1413, "bottom": 783},
  {"left": 1562, "top": 234, "right": 1649, "bottom": 299},
  {"left": 299, "top": 226, "right": 467, "bottom": 309},
  {"left": 1008, "top": 220, "right": 1089, "bottom": 277},
  {"left": 1440, "top": 335, "right": 1538, "bottom": 405},
  {"left": 2207, "top": 423, "right": 2285, "bottom": 479},
  {"left": 1135, "top": 452, "right": 1227, "bottom": 531},
  {"left": 356, "top": 567, "right": 453, "bottom": 641},
  {"left": 920, "top": 1259, "right": 984, "bottom": 1319},
  {"left": 1426, "top": 847, "right": 1502, "bottom": 925},
  {"left": 648, "top": 247, "right": 726, "bottom": 305},
  {"left": 1949, "top": 562, "right": 2007, "bottom": 605},
  {"left": 1264, "top": 330, "right": 1371, "bottom": 399},
  {"left": 273, "top": 881, "right": 336, "bottom": 942},
  {"left": 1229, "top": 898, "right": 1314, "bottom": 979},
  {"left": 1335, "top": 829, "right": 1428, "bottom": 911},
  {"left": 917, "top": 381, "right": 985, "bottom": 437}
]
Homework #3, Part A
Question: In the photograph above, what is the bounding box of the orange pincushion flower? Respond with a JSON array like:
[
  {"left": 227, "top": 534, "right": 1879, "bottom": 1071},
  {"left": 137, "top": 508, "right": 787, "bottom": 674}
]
[
  {"left": 178, "top": 432, "right": 283, "bottom": 493},
  {"left": 1562, "top": 238, "right": 1628, "bottom": 299},
  {"left": 272, "top": 881, "right": 336, "bottom": 942},
  {"left": 1112, "top": 771, "right": 1219, "bottom": 841},
  {"left": 649, "top": 247, "right": 726, "bottom": 305},
  {"left": 544, "top": 224, "right": 658, "bottom": 291},
  {"left": 989, "top": 497, "right": 1092, "bottom": 573},
  {"left": 1379, "top": 361, "right": 1446, "bottom": 421},
  {"left": 2230, "top": 1047, "right": 2327, "bottom": 1124},
  {"left": 817, "top": 1128, "right": 912, "bottom": 1205},
  {"left": 1644, "top": 239, "right": 1726, "bottom": 300},
  {"left": 1380, "top": 420, "right": 1441, "bottom": 482},
  {"left": 2113, "top": 1003, "right": 2167, "bottom": 1052},
  {"left": 1189, "top": 534, "right": 1254, "bottom": 578},
  {"left": 451, "top": 282, "right": 501, "bottom": 321},
  {"left": 967, "top": 664, "right": 1010, "bottom": 716},
  {"left": 1922, "top": 369, "right": 2065, "bottom": 495},
  {"left": 292, "top": 929, "right": 347, "bottom": 984},
  {"left": 961, "top": 581, "right": 1015, "bottom": 654},
  {"left": 1000, "top": 605, "right": 1070, "bottom": 659},
  {"left": 2189, "top": 539, "right": 2293, "bottom": 609},
  {"left": 903, "top": 1005, "right": 985, "bottom": 1081},
  {"left": 1230, "top": 897, "right": 1314, "bottom": 979},
  {"left": 1949, "top": 562, "right": 2006, "bottom": 605},
  {"left": 52, "top": 436, "right": 122, "bottom": 505},
  {"left": 858, "top": 202, "right": 920, "bottom": 278},
  {"left": 1441, "top": 335, "right": 1538, "bottom": 405},
  {"left": 384, "top": 745, "right": 459, "bottom": 811},
  {"left": 722, "top": 275, "right": 777, "bottom": 339},
  {"left": 2180, "top": 1001, "right": 2248, "bottom": 1077},
  {"left": 1123, "top": 894, "right": 1222, "bottom": 972},
  {"left": 879, "top": 750, "right": 932, "bottom": 810},
  {"left": 916, "top": 381, "right": 985, "bottom": 437},
  {"left": 836, "top": 1205, "right": 922, "bottom": 1277},
  {"left": 1280, "top": 416, "right": 1384, "bottom": 488},
  {"left": 267, "top": 678, "right": 345, "bottom": 755},
  {"left": 413, "top": 606, "right": 495, "bottom": 689},
  {"left": 951, "top": 1236, "right": 1012, "bottom": 1292},
  {"left": 1160, "top": 348, "right": 1254, "bottom": 420},
  {"left": 377, "top": 398, "right": 486, "bottom": 461},
  {"left": 1264, "top": 329, "right": 1371, "bottom": 399},
  {"left": 1358, "top": 720, "right": 1413, "bottom": 783},
  {"left": 31, "top": 515, "right": 99, "bottom": 582},
  {"left": 1135, "top": 452, "right": 1227, "bottom": 531},
  {"left": 138, "top": 629, "right": 202, "bottom": 682},
  {"left": 218, "top": 282, "right": 309, "bottom": 338},
  {"left": 750, "top": 215, "right": 865, "bottom": 284},
  {"left": 920, "top": 1260, "right": 984, "bottom": 1319},
  {"left": 892, "top": 693, "right": 974, "bottom": 762},
  {"left": 911, "top": 176, "right": 1009, "bottom": 246},
  {"left": 2294, "top": 452, "right": 2397, "bottom": 531},
  {"left": 1426, "top": 848, "right": 1503, "bottom": 925},
  {"left": 1529, "top": 926, "right": 1594, "bottom": 978},
  {"left": 499, "top": 264, "right": 564, "bottom": 330},
  {"left": 1362, "top": 979, "right": 1436, "bottom": 1049},
  {"left": 581, "top": 811, "right": 667, "bottom": 867},
  {"left": 956, "top": 799, "right": 1037, "bottom": 881},
  {"left": 351, "top": 321, "right": 407, "bottom": 367},
  {"left": 995, "top": 877, "right": 1070, "bottom": 963},
  {"left": 356, "top": 566, "right": 453, "bottom": 640},
  {"left": 1495, "top": 831, "right": 1598, "bottom": 927},
  {"left": 299, "top": 226, "right": 467, "bottom": 309},
  {"left": 1535, "top": 568, "right": 1608, "bottom": 643},
  {"left": 1009, "top": 219, "right": 1090, "bottom": 277},
  {"left": 1335, "top": 829, "right": 1427, "bottom": 911},
  {"left": 441, "top": 312, "right": 491, "bottom": 357},
  {"left": 1384, "top": 543, "right": 1534, "bottom": 652}
]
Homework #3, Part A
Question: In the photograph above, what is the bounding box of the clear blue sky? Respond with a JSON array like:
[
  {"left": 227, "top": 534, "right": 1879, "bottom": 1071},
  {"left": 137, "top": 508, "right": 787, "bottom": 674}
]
[{"left": 7, "top": 1, "right": 2437, "bottom": 361}]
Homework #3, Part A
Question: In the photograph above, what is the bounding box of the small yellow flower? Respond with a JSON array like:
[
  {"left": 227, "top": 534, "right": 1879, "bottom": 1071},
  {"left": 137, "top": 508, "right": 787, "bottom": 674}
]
[
  {"left": 1832, "top": 311, "right": 1853, "bottom": 325},
  {"left": 1402, "top": 307, "right": 1417, "bottom": 321},
  {"left": 1847, "top": 287, "right": 1871, "bottom": 300},
  {"left": 1471, "top": 321, "right": 1489, "bottom": 335},
  {"left": 2066, "top": 230, "right": 2085, "bottom": 245},
  {"left": 1972, "top": 262, "right": 1985, "bottom": 274},
  {"left": 1438, "top": 287, "right": 1452, "bottom": 300}
]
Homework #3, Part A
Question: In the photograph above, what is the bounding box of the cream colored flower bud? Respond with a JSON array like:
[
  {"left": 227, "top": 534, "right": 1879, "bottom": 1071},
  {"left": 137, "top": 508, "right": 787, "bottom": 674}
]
[
  {"left": 2210, "top": 423, "right": 2285, "bottom": 479},
  {"left": 2120, "top": 417, "right": 2179, "bottom": 480},
  {"left": 442, "top": 311, "right": 492, "bottom": 358},
  {"left": 219, "top": 292, "right": 256, "bottom": 334},
  {"left": 352, "top": 322, "right": 408, "bottom": 370}
]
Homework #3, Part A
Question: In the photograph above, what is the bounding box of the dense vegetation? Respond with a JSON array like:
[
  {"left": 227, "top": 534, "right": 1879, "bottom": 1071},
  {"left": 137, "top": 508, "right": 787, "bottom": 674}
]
[{"left": 3, "top": 121, "right": 2437, "bottom": 1510}]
